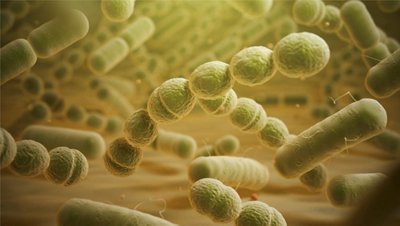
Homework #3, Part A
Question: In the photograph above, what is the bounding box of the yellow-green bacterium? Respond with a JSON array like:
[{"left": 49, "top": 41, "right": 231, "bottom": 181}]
[
  {"left": 189, "top": 61, "right": 234, "bottom": 99},
  {"left": 229, "top": 98, "right": 267, "bottom": 134},
  {"left": 9, "top": 140, "right": 49, "bottom": 177},
  {"left": 124, "top": 109, "right": 158, "bottom": 147},
  {"left": 189, "top": 156, "right": 269, "bottom": 190},
  {"left": 275, "top": 99, "right": 387, "bottom": 178},
  {"left": 45, "top": 147, "right": 89, "bottom": 186},
  {"left": 0, "top": 128, "right": 17, "bottom": 169},
  {"left": 273, "top": 32, "right": 330, "bottom": 79},
  {"left": 235, "top": 201, "right": 287, "bottom": 226},
  {"left": 230, "top": 46, "right": 276, "bottom": 86},
  {"left": 189, "top": 178, "right": 241, "bottom": 223}
]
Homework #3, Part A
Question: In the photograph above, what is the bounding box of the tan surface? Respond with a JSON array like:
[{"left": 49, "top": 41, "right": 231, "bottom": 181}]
[{"left": 1, "top": 0, "right": 400, "bottom": 225}]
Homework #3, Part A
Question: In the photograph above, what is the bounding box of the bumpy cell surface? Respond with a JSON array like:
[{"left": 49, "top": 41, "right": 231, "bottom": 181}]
[
  {"left": 124, "top": 109, "right": 158, "bottom": 147},
  {"left": 189, "top": 178, "right": 241, "bottom": 223},
  {"left": 273, "top": 32, "right": 330, "bottom": 79},
  {"left": 230, "top": 46, "right": 276, "bottom": 86}
]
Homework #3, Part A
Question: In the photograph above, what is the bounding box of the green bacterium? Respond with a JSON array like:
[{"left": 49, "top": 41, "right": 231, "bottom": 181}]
[
  {"left": 87, "top": 37, "right": 129, "bottom": 74},
  {"left": 57, "top": 198, "right": 178, "bottom": 226},
  {"left": 52, "top": 62, "right": 73, "bottom": 82},
  {"left": 361, "top": 42, "right": 391, "bottom": 68},
  {"left": 274, "top": 16, "right": 299, "bottom": 43},
  {"left": 0, "top": 128, "right": 17, "bottom": 169},
  {"left": 90, "top": 76, "right": 136, "bottom": 99},
  {"left": 274, "top": 98, "right": 387, "bottom": 178},
  {"left": 318, "top": 5, "right": 343, "bottom": 33},
  {"left": 9, "top": 140, "right": 50, "bottom": 177},
  {"left": 273, "top": 32, "right": 330, "bottom": 79},
  {"left": 65, "top": 104, "right": 87, "bottom": 124},
  {"left": 8, "top": 0, "right": 30, "bottom": 19},
  {"left": 120, "top": 16, "right": 155, "bottom": 51},
  {"left": 95, "top": 84, "right": 135, "bottom": 118},
  {"left": 292, "top": 0, "right": 324, "bottom": 26},
  {"left": 0, "top": 9, "right": 15, "bottom": 35},
  {"left": 195, "top": 144, "right": 216, "bottom": 158},
  {"left": 366, "top": 129, "right": 400, "bottom": 156},
  {"left": 235, "top": 201, "right": 287, "bottom": 226},
  {"left": 28, "top": 9, "right": 89, "bottom": 58},
  {"left": 257, "top": 117, "right": 289, "bottom": 148},
  {"left": 101, "top": 0, "right": 135, "bottom": 22},
  {"left": 63, "top": 49, "right": 86, "bottom": 69},
  {"left": 0, "top": 39, "right": 37, "bottom": 85},
  {"left": 377, "top": 0, "right": 400, "bottom": 14},
  {"left": 86, "top": 112, "right": 107, "bottom": 131},
  {"left": 21, "top": 125, "right": 106, "bottom": 159},
  {"left": 299, "top": 164, "right": 327, "bottom": 191},
  {"left": 104, "top": 137, "right": 143, "bottom": 177},
  {"left": 214, "top": 134, "right": 240, "bottom": 155},
  {"left": 7, "top": 101, "right": 52, "bottom": 136},
  {"left": 197, "top": 89, "right": 238, "bottom": 117},
  {"left": 147, "top": 78, "right": 196, "bottom": 124},
  {"left": 189, "top": 156, "right": 269, "bottom": 190},
  {"left": 211, "top": 34, "right": 242, "bottom": 63},
  {"left": 336, "top": 24, "right": 352, "bottom": 44},
  {"left": 365, "top": 49, "right": 400, "bottom": 98},
  {"left": 189, "top": 178, "right": 241, "bottom": 223},
  {"left": 45, "top": 146, "right": 89, "bottom": 186},
  {"left": 21, "top": 73, "right": 44, "bottom": 96},
  {"left": 229, "top": 97, "right": 267, "bottom": 134},
  {"left": 385, "top": 37, "right": 400, "bottom": 53},
  {"left": 230, "top": 46, "right": 276, "bottom": 86},
  {"left": 189, "top": 61, "right": 235, "bottom": 99},
  {"left": 41, "top": 90, "right": 66, "bottom": 113},
  {"left": 152, "top": 129, "right": 197, "bottom": 159},
  {"left": 124, "top": 109, "right": 158, "bottom": 147},
  {"left": 195, "top": 134, "right": 240, "bottom": 157},
  {"left": 225, "top": 0, "right": 274, "bottom": 18},
  {"left": 105, "top": 116, "right": 124, "bottom": 135},
  {"left": 340, "top": 0, "right": 380, "bottom": 50},
  {"left": 326, "top": 173, "right": 386, "bottom": 206}
]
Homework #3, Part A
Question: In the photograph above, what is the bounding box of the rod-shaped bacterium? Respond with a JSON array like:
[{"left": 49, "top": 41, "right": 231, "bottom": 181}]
[
  {"left": 340, "top": 0, "right": 380, "bottom": 49},
  {"left": 326, "top": 173, "right": 386, "bottom": 206},
  {"left": 365, "top": 49, "right": 400, "bottom": 98},
  {"left": 152, "top": 129, "right": 197, "bottom": 159},
  {"left": 0, "top": 39, "right": 37, "bottom": 85},
  {"left": 21, "top": 125, "right": 106, "bottom": 159},
  {"left": 101, "top": 0, "right": 135, "bottom": 22},
  {"left": 299, "top": 164, "right": 327, "bottom": 191},
  {"left": 57, "top": 198, "right": 178, "bottom": 226},
  {"left": 88, "top": 37, "right": 129, "bottom": 74},
  {"left": 120, "top": 16, "right": 155, "bottom": 51},
  {"left": 189, "top": 156, "right": 269, "bottom": 190},
  {"left": 275, "top": 98, "right": 387, "bottom": 178},
  {"left": 28, "top": 9, "right": 89, "bottom": 58},
  {"left": 225, "top": 0, "right": 273, "bottom": 18}
]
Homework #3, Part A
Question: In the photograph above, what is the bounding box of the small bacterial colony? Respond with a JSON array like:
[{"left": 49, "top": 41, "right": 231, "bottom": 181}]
[{"left": 1, "top": 0, "right": 400, "bottom": 226}]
